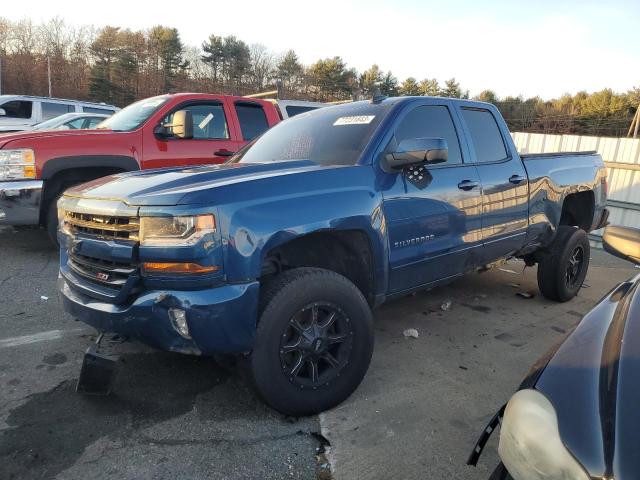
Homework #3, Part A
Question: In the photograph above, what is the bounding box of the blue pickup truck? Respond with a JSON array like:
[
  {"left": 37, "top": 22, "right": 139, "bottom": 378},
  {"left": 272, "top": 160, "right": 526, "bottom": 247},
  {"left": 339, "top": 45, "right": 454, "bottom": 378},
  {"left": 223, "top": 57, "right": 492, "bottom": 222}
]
[{"left": 57, "top": 96, "right": 608, "bottom": 415}]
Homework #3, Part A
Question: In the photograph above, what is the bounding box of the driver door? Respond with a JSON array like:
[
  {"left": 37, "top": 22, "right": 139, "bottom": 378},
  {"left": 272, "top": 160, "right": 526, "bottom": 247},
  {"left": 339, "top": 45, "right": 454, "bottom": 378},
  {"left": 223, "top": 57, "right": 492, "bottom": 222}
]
[
  {"left": 142, "top": 100, "right": 242, "bottom": 169},
  {"left": 381, "top": 102, "right": 484, "bottom": 294}
]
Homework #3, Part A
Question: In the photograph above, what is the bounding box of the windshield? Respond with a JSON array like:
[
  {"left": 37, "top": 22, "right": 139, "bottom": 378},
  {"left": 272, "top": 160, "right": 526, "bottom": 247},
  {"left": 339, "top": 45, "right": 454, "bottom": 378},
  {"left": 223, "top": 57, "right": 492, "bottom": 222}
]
[
  {"left": 97, "top": 95, "right": 169, "bottom": 132},
  {"left": 33, "top": 113, "right": 77, "bottom": 130},
  {"left": 233, "top": 101, "right": 393, "bottom": 166}
]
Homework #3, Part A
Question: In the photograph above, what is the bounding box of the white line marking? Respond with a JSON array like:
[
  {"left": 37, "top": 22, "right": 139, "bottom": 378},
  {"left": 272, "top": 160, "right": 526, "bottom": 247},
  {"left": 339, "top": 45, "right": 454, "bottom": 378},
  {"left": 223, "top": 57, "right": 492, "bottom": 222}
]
[{"left": 0, "top": 329, "right": 84, "bottom": 348}]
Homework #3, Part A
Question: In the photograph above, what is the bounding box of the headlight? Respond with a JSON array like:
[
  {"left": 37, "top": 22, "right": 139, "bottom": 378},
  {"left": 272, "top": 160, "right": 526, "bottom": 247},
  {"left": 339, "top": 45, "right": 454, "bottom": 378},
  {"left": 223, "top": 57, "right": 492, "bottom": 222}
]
[
  {"left": 498, "top": 389, "right": 589, "bottom": 480},
  {"left": 139, "top": 214, "right": 215, "bottom": 246},
  {"left": 0, "top": 149, "right": 36, "bottom": 180}
]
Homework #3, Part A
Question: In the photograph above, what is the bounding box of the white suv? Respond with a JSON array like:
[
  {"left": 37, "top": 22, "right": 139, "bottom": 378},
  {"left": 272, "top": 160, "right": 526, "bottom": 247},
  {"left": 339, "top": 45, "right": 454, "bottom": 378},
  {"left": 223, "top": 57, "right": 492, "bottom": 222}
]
[{"left": 0, "top": 95, "right": 119, "bottom": 132}]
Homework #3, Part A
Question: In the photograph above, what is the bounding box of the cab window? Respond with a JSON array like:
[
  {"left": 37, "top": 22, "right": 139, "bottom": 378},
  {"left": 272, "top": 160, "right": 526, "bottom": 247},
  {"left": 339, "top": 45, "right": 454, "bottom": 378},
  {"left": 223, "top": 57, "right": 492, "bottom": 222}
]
[
  {"left": 42, "top": 102, "right": 74, "bottom": 120},
  {"left": 1, "top": 100, "right": 33, "bottom": 119},
  {"left": 164, "top": 103, "right": 229, "bottom": 139},
  {"left": 235, "top": 103, "right": 269, "bottom": 140},
  {"left": 394, "top": 105, "right": 463, "bottom": 165},
  {"left": 460, "top": 108, "right": 508, "bottom": 163}
]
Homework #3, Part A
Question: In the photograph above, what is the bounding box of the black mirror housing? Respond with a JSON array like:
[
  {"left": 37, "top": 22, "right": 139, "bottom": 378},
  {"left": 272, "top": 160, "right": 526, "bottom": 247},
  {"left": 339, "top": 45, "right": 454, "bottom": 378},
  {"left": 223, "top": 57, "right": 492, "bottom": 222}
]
[
  {"left": 162, "top": 110, "right": 193, "bottom": 139},
  {"left": 603, "top": 226, "right": 640, "bottom": 264},
  {"left": 386, "top": 137, "right": 448, "bottom": 170}
]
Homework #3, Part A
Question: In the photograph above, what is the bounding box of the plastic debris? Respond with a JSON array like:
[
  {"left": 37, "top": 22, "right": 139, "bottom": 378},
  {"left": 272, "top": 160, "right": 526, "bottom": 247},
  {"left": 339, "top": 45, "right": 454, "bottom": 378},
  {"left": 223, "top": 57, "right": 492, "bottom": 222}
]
[
  {"left": 582, "top": 283, "right": 591, "bottom": 289},
  {"left": 516, "top": 292, "right": 534, "bottom": 299},
  {"left": 499, "top": 268, "right": 518, "bottom": 274},
  {"left": 403, "top": 328, "right": 419, "bottom": 338},
  {"left": 440, "top": 300, "right": 452, "bottom": 311},
  {"left": 40, "top": 295, "right": 48, "bottom": 301}
]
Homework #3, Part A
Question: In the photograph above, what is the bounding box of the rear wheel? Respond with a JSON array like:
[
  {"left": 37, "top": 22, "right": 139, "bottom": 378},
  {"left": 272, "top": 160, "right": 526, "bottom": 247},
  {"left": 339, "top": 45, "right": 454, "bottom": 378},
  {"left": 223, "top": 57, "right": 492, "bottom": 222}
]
[
  {"left": 537, "top": 226, "right": 590, "bottom": 302},
  {"left": 250, "top": 267, "right": 374, "bottom": 416}
]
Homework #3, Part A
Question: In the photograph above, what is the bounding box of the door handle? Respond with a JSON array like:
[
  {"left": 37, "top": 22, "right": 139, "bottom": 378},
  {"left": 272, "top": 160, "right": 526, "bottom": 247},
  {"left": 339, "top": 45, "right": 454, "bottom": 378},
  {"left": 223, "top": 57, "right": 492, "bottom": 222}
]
[
  {"left": 509, "top": 174, "right": 526, "bottom": 184},
  {"left": 214, "top": 149, "right": 235, "bottom": 157},
  {"left": 457, "top": 180, "right": 479, "bottom": 191}
]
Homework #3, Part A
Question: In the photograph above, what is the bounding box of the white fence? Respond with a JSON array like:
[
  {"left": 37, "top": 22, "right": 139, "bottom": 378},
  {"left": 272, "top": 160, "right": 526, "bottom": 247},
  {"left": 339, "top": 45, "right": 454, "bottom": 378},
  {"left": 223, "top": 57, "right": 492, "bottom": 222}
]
[{"left": 512, "top": 132, "right": 640, "bottom": 244}]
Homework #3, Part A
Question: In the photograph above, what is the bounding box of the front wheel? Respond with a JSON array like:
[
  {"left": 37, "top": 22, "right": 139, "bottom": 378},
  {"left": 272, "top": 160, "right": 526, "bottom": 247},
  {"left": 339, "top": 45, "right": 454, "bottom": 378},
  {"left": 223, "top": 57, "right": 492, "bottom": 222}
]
[
  {"left": 250, "top": 268, "right": 374, "bottom": 416},
  {"left": 537, "top": 226, "right": 590, "bottom": 302}
]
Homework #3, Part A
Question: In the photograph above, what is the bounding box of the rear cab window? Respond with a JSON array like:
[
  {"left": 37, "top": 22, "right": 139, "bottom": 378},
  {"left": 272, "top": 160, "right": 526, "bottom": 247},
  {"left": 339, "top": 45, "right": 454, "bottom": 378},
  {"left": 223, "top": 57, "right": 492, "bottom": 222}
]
[
  {"left": 285, "top": 105, "right": 318, "bottom": 117},
  {"left": 460, "top": 108, "right": 508, "bottom": 163},
  {"left": 83, "top": 106, "right": 116, "bottom": 115},
  {"left": 1, "top": 100, "right": 33, "bottom": 119},
  {"left": 235, "top": 103, "right": 269, "bottom": 140}
]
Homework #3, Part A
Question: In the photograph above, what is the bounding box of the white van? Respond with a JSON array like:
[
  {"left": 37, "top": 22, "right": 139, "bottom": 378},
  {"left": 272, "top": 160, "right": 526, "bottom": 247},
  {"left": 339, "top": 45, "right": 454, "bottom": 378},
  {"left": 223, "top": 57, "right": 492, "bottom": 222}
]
[{"left": 0, "top": 95, "right": 119, "bottom": 132}]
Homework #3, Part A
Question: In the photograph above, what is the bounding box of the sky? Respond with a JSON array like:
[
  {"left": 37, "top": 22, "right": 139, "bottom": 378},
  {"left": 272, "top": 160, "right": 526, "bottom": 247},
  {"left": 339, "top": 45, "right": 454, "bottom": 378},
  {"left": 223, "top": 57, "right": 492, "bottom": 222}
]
[{"left": 3, "top": 0, "right": 639, "bottom": 99}]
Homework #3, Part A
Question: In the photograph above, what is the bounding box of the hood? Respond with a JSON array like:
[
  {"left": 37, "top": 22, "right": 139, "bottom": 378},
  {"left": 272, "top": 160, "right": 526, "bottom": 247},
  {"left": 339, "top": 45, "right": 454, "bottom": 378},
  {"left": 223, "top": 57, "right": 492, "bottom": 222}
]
[
  {"left": 0, "top": 128, "right": 115, "bottom": 148},
  {"left": 64, "top": 160, "right": 341, "bottom": 206},
  {"left": 534, "top": 274, "right": 640, "bottom": 479}
]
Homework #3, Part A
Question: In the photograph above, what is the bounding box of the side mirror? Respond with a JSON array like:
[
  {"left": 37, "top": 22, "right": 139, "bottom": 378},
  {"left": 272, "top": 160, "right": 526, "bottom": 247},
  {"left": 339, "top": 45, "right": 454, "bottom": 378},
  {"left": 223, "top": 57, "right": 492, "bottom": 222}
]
[
  {"left": 0, "top": 108, "right": 6, "bottom": 116},
  {"left": 160, "top": 110, "right": 193, "bottom": 139},
  {"left": 386, "top": 137, "right": 448, "bottom": 170},
  {"left": 602, "top": 226, "right": 640, "bottom": 264}
]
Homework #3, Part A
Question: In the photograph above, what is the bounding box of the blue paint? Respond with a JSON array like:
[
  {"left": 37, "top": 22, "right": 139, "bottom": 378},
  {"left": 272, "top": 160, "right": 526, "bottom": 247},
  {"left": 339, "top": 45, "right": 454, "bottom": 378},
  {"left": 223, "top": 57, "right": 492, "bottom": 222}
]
[{"left": 58, "top": 97, "right": 607, "bottom": 355}]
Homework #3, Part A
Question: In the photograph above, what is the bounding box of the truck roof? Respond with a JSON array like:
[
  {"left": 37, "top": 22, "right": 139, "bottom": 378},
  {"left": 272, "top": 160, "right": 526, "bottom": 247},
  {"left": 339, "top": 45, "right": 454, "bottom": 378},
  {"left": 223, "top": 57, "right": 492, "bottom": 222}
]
[{"left": 0, "top": 94, "right": 118, "bottom": 109}]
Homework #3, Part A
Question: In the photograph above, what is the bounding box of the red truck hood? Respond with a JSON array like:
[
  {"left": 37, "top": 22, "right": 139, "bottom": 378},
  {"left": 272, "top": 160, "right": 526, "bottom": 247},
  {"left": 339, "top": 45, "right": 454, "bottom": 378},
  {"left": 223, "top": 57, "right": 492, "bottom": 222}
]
[{"left": 0, "top": 128, "right": 115, "bottom": 148}]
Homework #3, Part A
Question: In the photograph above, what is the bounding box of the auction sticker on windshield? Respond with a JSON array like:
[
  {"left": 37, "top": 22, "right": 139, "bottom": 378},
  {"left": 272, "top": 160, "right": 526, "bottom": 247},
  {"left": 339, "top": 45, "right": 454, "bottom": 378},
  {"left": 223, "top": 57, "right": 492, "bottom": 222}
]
[{"left": 333, "top": 115, "right": 375, "bottom": 126}]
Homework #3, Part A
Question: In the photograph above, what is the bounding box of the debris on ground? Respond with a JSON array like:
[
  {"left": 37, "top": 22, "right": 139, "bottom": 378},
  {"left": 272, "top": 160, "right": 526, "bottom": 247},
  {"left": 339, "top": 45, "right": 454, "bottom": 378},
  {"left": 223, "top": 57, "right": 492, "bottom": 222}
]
[
  {"left": 440, "top": 300, "right": 452, "bottom": 311},
  {"left": 498, "top": 267, "right": 518, "bottom": 274},
  {"left": 516, "top": 291, "right": 535, "bottom": 299},
  {"left": 403, "top": 328, "right": 419, "bottom": 338},
  {"left": 507, "top": 283, "right": 521, "bottom": 288},
  {"left": 582, "top": 283, "right": 591, "bottom": 288},
  {"left": 40, "top": 295, "right": 48, "bottom": 301},
  {"left": 459, "top": 365, "right": 468, "bottom": 371}
]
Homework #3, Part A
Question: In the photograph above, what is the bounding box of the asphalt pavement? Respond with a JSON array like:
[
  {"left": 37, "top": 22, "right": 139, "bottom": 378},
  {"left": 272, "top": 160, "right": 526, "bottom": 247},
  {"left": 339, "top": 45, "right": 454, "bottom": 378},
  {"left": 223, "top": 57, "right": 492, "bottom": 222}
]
[{"left": 0, "top": 225, "right": 635, "bottom": 479}]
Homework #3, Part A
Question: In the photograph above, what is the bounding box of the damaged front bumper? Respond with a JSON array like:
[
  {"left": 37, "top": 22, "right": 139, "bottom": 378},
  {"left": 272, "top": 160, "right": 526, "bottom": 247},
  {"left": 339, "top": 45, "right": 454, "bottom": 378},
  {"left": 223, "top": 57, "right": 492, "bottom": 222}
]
[{"left": 59, "top": 274, "right": 260, "bottom": 355}]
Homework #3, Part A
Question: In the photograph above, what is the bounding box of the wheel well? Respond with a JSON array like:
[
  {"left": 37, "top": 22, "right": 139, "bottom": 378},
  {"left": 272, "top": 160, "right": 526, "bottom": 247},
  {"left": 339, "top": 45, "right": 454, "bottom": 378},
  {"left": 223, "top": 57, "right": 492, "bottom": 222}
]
[
  {"left": 261, "top": 230, "right": 376, "bottom": 305},
  {"left": 560, "top": 191, "right": 594, "bottom": 231},
  {"left": 40, "top": 167, "right": 126, "bottom": 224}
]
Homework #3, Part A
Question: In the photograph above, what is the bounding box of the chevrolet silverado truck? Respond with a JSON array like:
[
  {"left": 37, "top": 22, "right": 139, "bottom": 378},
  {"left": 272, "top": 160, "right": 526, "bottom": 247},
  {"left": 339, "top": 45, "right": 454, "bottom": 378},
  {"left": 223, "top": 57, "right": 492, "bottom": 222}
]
[
  {"left": 57, "top": 96, "right": 609, "bottom": 416},
  {"left": 0, "top": 93, "right": 282, "bottom": 242}
]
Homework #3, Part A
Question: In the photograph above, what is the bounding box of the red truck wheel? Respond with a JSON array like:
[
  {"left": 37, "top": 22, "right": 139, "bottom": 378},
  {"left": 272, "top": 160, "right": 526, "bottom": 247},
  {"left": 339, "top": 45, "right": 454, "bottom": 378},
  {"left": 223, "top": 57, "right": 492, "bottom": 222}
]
[{"left": 251, "top": 267, "right": 374, "bottom": 416}]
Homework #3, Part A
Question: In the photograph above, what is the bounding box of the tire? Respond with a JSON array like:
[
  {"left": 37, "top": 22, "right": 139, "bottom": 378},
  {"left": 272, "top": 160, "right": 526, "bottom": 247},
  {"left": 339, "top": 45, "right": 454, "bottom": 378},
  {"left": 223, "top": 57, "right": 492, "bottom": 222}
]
[
  {"left": 45, "top": 195, "right": 62, "bottom": 247},
  {"left": 250, "top": 267, "right": 374, "bottom": 416},
  {"left": 537, "top": 226, "right": 590, "bottom": 302}
]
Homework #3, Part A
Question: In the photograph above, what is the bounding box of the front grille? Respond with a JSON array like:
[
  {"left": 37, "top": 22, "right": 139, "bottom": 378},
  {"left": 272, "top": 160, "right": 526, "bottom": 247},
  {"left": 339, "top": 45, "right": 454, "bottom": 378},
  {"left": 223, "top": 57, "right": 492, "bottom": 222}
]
[
  {"left": 68, "top": 252, "right": 137, "bottom": 290},
  {"left": 63, "top": 211, "right": 140, "bottom": 241}
]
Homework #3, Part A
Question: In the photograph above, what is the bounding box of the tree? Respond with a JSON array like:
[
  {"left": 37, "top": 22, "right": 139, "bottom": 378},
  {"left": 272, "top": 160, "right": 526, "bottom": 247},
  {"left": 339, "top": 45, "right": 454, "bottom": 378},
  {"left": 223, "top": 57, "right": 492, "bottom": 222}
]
[
  {"left": 441, "top": 78, "right": 465, "bottom": 98},
  {"left": 419, "top": 78, "right": 440, "bottom": 96},
  {"left": 359, "top": 64, "right": 383, "bottom": 96},
  {"left": 276, "top": 49, "right": 304, "bottom": 93},
  {"left": 306, "top": 56, "right": 356, "bottom": 101},
  {"left": 147, "top": 26, "right": 188, "bottom": 93},
  {"left": 247, "top": 43, "right": 274, "bottom": 91},
  {"left": 380, "top": 71, "right": 398, "bottom": 96},
  {"left": 201, "top": 34, "right": 224, "bottom": 83},
  {"left": 475, "top": 89, "right": 498, "bottom": 104},
  {"left": 221, "top": 35, "right": 250, "bottom": 89},
  {"left": 399, "top": 77, "right": 421, "bottom": 96},
  {"left": 88, "top": 26, "right": 121, "bottom": 102}
]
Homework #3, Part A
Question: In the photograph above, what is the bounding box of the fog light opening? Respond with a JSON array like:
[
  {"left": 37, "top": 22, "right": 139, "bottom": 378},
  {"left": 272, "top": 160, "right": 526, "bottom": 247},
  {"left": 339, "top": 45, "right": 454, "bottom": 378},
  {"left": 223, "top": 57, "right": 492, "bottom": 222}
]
[{"left": 168, "top": 308, "right": 191, "bottom": 339}]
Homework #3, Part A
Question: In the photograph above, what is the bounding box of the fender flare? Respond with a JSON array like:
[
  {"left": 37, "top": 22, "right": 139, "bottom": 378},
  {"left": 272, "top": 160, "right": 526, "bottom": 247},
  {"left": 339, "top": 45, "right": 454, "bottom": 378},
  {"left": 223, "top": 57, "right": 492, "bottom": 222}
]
[{"left": 41, "top": 155, "right": 140, "bottom": 180}]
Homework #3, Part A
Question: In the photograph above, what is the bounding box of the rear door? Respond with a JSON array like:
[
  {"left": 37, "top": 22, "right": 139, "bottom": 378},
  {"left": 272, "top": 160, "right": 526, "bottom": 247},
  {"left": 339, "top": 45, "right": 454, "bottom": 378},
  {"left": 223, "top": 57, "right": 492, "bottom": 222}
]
[
  {"left": 142, "top": 99, "right": 243, "bottom": 169},
  {"left": 456, "top": 106, "right": 529, "bottom": 261},
  {"left": 381, "top": 100, "right": 484, "bottom": 293}
]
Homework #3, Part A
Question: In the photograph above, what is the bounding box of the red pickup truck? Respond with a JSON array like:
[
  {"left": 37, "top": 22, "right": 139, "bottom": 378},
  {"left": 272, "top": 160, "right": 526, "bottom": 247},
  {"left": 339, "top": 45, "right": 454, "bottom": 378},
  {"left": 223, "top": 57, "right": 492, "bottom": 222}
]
[{"left": 0, "top": 93, "right": 285, "bottom": 241}]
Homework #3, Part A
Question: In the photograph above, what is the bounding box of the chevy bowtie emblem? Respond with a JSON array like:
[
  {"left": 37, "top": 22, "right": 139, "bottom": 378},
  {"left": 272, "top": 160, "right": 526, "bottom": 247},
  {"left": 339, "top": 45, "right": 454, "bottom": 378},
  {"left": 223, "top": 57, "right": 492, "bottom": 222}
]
[{"left": 96, "top": 272, "right": 110, "bottom": 281}]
